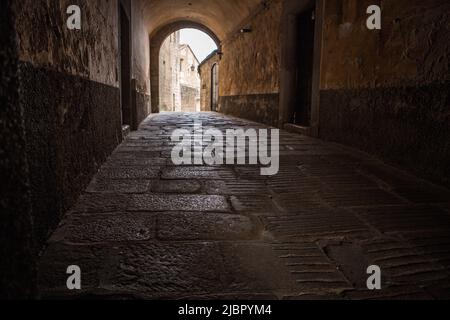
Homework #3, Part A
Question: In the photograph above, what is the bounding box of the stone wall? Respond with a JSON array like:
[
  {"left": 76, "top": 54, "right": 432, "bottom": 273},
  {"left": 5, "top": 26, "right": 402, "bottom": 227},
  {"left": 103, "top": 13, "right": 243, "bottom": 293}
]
[
  {"left": 181, "top": 85, "right": 199, "bottom": 112},
  {"left": 318, "top": 0, "right": 450, "bottom": 186},
  {"left": 199, "top": 51, "right": 220, "bottom": 111},
  {"left": 14, "top": 0, "right": 124, "bottom": 251},
  {"left": 131, "top": 0, "right": 151, "bottom": 127},
  {"left": 159, "top": 32, "right": 200, "bottom": 112},
  {"left": 159, "top": 32, "right": 181, "bottom": 111},
  {"left": 0, "top": 0, "right": 35, "bottom": 299},
  {"left": 5, "top": 1, "right": 153, "bottom": 292},
  {"left": 218, "top": 0, "right": 282, "bottom": 126}
]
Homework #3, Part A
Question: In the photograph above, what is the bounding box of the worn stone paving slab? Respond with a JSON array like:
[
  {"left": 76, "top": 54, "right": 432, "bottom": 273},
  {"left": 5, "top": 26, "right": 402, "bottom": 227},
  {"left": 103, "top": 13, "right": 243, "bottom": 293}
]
[
  {"left": 157, "top": 212, "right": 259, "bottom": 241},
  {"left": 38, "top": 112, "right": 450, "bottom": 300},
  {"left": 151, "top": 180, "right": 202, "bottom": 194},
  {"left": 97, "top": 167, "right": 161, "bottom": 179},
  {"left": 354, "top": 205, "right": 450, "bottom": 234},
  {"left": 262, "top": 208, "right": 372, "bottom": 241},
  {"left": 49, "top": 213, "right": 156, "bottom": 244},
  {"left": 87, "top": 179, "right": 152, "bottom": 194},
  {"left": 130, "top": 194, "right": 231, "bottom": 212}
]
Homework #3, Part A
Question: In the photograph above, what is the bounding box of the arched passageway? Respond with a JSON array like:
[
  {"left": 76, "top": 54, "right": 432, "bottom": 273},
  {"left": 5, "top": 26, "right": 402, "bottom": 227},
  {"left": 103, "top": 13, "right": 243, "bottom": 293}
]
[
  {"left": 152, "top": 25, "right": 219, "bottom": 112},
  {"left": 2, "top": 0, "right": 450, "bottom": 300}
]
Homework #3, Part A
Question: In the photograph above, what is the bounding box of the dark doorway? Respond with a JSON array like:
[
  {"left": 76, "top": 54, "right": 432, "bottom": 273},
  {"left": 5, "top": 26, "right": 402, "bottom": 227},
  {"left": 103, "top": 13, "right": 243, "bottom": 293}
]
[
  {"left": 211, "top": 63, "right": 219, "bottom": 112},
  {"left": 119, "top": 3, "right": 132, "bottom": 127},
  {"left": 292, "top": 6, "right": 315, "bottom": 126}
]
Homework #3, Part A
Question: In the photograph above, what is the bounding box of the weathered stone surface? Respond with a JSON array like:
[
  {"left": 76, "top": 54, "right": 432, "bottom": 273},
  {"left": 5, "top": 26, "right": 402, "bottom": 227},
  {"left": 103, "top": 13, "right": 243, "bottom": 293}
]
[
  {"left": 97, "top": 167, "right": 160, "bottom": 180},
  {"left": 0, "top": 0, "right": 35, "bottom": 299},
  {"left": 151, "top": 180, "right": 202, "bottom": 194},
  {"left": 87, "top": 179, "right": 152, "bottom": 194},
  {"left": 157, "top": 212, "right": 258, "bottom": 240},
  {"left": 37, "top": 113, "right": 450, "bottom": 300},
  {"left": 130, "top": 194, "right": 230, "bottom": 212},
  {"left": 49, "top": 214, "right": 155, "bottom": 244}
]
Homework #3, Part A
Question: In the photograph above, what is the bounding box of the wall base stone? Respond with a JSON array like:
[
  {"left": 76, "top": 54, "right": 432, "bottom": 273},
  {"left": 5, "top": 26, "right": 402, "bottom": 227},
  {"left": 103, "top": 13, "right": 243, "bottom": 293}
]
[{"left": 320, "top": 81, "right": 450, "bottom": 187}]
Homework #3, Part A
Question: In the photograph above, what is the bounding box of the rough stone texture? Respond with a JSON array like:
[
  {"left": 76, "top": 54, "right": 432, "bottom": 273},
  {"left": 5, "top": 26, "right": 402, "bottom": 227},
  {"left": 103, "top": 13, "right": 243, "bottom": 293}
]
[
  {"left": 14, "top": 0, "right": 119, "bottom": 87},
  {"left": 320, "top": 83, "right": 450, "bottom": 187},
  {"left": 218, "top": 0, "right": 282, "bottom": 125},
  {"left": 38, "top": 113, "right": 450, "bottom": 300},
  {"left": 219, "top": 93, "right": 280, "bottom": 127},
  {"left": 19, "top": 61, "right": 122, "bottom": 249},
  {"left": 219, "top": 0, "right": 282, "bottom": 96},
  {"left": 321, "top": 0, "right": 450, "bottom": 90},
  {"left": 0, "top": 0, "right": 35, "bottom": 299},
  {"left": 318, "top": 0, "right": 450, "bottom": 187}
]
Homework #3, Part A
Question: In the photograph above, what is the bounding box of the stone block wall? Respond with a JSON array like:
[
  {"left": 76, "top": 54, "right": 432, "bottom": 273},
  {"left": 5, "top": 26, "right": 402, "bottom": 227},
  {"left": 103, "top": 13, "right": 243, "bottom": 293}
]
[
  {"left": 2, "top": 1, "right": 152, "bottom": 298},
  {"left": 318, "top": 0, "right": 450, "bottom": 186},
  {"left": 0, "top": 0, "right": 35, "bottom": 299},
  {"left": 218, "top": 0, "right": 282, "bottom": 126}
]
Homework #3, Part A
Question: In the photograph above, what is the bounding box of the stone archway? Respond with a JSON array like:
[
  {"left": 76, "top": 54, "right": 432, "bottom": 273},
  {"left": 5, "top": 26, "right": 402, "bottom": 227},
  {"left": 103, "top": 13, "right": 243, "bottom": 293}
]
[{"left": 149, "top": 21, "right": 221, "bottom": 113}]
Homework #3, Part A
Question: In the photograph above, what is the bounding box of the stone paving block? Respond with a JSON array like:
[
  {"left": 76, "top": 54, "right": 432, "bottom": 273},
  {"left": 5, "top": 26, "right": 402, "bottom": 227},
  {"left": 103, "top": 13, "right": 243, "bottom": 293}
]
[
  {"left": 218, "top": 243, "right": 299, "bottom": 293},
  {"left": 392, "top": 185, "right": 450, "bottom": 204},
  {"left": 130, "top": 194, "right": 231, "bottom": 212},
  {"left": 157, "top": 212, "right": 258, "bottom": 240},
  {"left": 39, "top": 243, "right": 109, "bottom": 294},
  {"left": 230, "top": 195, "right": 277, "bottom": 215},
  {"left": 354, "top": 205, "right": 450, "bottom": 234},
  {"left": 224, "top": 179, "right": 269, "bottom": 195},
  {"left": 104, "top": 242, "right": 226, "bottom": 297},
  {"left": 273, "top": 192, "right": 324, "bottom": 211},
  {"left": 37, "top": 112, "right": 450, "bottom": 299},
  {"left": 151, "top": 180, "right": 202, "bottom": 194},
  {"left": 72, "top": 193, "right": 131, "bottom": 213},
  {"left": 273, "top": 243, "right": 352, "bottom": 294},
  {"left": 318, "top": 174, "right": 381, "bottom": 191},
  {"left": 298, "top": 163, "right": 359, "bottom": 177},
  {"left": 343, "top": 286, "right": 433, "bottom": 300},
  {"left": 357, "top": 162, "right": 419, "bottom": 189},
  {"left": 87, "top": 179, "right": 152, "bottom": 194},
  {"left": 97, "top": 167, "right": 160, "bottom": 179},
  {"left": 106, "top": 158, "right": 167, "bottom": 167},
  {"left": 319, "top": 188, "right": 404, "bottom": 208},
  {"left": 399, "top": 231, "right": 450, "bottom": 270},
  {"left": 162, "top": 166, "right": 234, "bottom": 180},
  {"left": 49, "top": 213, "right": 156, "bottom": 244},
  {"left": 262, "top": 208, "right": 371, "bottom": 241},
  {"left": 267, "top": 172, "right": 321, "bottom": 194},
  {"left": 110, "top": 151, "right": 163, "bottom": 160},
  {"left": 359, "top": 237, "right": 449, "bottom": 286},
  {"left": 203, "top": 180, "right": 230, "bottom": 195}
]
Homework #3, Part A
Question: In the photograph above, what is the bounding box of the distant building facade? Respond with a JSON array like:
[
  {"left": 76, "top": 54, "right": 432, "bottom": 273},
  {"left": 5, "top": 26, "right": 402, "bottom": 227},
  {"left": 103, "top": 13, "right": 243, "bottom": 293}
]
[
  {"left": 198, "top": 50, "right": 220, "bottom": 112},
  {"left": 159, "top": 31, "right": 200, "bottom": 112}
]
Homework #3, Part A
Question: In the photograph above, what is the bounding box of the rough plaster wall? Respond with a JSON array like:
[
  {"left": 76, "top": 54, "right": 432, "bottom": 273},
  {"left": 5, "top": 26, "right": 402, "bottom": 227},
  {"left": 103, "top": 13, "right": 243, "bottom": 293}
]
[
  {"left": 219, "top": 0, "right": 282, "bottom": 96},
  {"left": 321, "top": 0, "right": 450, "bottom": 89},
  {"left": 132, "top": 0, "right": 150, "bottom": 94},
  {"left": 319, "top": 0, "right": 450, "bottom": 186},
  {"left": 13, "top": 0, "right": 124, "bottom": 264},
  {"left": 0, "top": 0, "right": 35, "bottom": 299},
  {"left": 15, "top": 0, "right": 119, "bottom": 87}
]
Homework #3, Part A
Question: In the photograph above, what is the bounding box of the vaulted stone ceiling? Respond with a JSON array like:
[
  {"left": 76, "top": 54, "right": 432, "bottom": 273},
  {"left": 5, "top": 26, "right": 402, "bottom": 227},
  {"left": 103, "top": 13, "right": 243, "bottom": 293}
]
[{"left": 144, "top": 0, "right": 263, "bottom": 40}]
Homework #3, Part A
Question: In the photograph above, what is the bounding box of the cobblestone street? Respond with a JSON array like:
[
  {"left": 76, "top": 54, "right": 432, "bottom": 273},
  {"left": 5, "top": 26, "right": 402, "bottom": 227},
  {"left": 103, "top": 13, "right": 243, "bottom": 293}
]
[{"left": 39, "top": 112, "right": 450, "bottom": 299}]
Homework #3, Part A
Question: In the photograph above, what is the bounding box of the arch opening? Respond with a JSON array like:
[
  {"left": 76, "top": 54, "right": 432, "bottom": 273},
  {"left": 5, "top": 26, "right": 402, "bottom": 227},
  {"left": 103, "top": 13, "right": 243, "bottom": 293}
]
[{"left": 150, "top": 22, "right": 220, "bottom": 114}]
